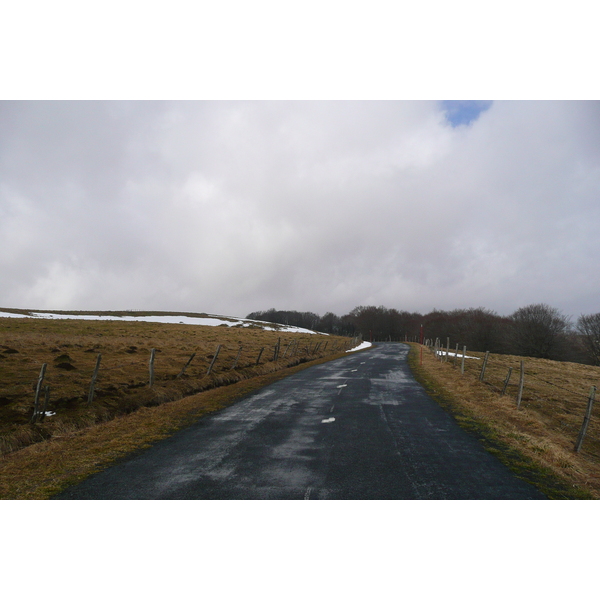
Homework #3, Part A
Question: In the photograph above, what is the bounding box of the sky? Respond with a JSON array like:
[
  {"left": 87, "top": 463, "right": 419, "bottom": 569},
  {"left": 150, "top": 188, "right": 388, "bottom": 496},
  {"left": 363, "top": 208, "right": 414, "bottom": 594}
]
[
  {"left": 1, "top": 100, "right": 599, "bottom": 320},
  {"left": 2, "top": 3, "right": 599, "bottom": 589}
]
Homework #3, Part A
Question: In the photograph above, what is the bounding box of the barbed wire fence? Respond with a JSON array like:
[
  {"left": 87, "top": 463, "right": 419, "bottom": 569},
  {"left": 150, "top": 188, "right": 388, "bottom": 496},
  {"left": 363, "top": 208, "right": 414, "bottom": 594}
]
[
  {"left": 1, "top": 335, "right": 359, "bottom": 428},
  {"left": 423, "top": 338, "right": 599, "bottom": 454}
]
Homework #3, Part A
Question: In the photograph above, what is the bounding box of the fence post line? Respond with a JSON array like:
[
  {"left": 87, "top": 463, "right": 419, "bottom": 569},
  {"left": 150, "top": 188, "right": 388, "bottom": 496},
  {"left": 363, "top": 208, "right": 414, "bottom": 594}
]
[
  {"left": 148, "top": 349, "right": 156, "bottom": 387},
  {"left": 30, "top": 363, "right": 47, "bottom": 424},
  {"left": 445, "top": 338, "right": 450, "bottom": 363},
  {"left": 207, "top": 345, "right": 222, "bottom": 375},
  {"left": 501, "top": 367, "right": 513, "bottom": 395},
  {"left": 479, "top": 351, "right": 490, "bottom": 382},
  {"left": 453, "top": 343, "right": 459, "bottom": 367},
  {"left": 461, "top": 346, "right": 466, "bottom": 374},
  {"left": 516, "top": 360, "right": 525, "bottom": 408},
  {"left": 575, "top": 386, "right": 597, "bottom": 453},
  {"left": 87, "top": 353, "right": 102, "bottom": 404}
]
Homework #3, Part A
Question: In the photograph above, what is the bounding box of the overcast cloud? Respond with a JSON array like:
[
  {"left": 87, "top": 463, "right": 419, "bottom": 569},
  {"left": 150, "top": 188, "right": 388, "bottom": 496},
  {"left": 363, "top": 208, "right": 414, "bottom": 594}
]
[{"left": 1, "top": 100, "right": 599, "bottom": 319}]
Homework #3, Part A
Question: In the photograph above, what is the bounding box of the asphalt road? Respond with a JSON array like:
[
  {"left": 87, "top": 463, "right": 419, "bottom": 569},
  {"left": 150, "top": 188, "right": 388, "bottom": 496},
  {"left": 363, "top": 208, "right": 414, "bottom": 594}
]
[{"left": 54, "top": 343, "right": 546, "bottom": 500}]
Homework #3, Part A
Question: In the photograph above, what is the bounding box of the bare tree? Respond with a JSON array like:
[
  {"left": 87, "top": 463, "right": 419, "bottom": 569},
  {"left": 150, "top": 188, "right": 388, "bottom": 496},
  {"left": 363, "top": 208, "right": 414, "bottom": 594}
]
[
  {"left": 576, "top": 313, "right": 600, "bottom": 365},
  {"left": 510, "top": 303, "right": 571, "bottom": 359}
]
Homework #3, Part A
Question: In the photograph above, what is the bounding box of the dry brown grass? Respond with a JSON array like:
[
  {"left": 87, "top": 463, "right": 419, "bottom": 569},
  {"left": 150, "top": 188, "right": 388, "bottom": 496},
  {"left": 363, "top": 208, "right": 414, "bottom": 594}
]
[
  {"left": 408, "top": 343, "right": 600, "bottom": 499},
  {"left": 0, "top": 316, "right": 351, "bottom": 457},
  {"left": 0, "top": 353, "right": 351, "bottom": 499}
]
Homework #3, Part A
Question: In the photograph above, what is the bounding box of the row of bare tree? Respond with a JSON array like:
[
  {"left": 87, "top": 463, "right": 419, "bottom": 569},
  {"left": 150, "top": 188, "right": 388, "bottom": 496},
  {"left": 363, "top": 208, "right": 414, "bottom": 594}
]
[{"left": 248, "top": 305, "right": 600, "bottom": 366}]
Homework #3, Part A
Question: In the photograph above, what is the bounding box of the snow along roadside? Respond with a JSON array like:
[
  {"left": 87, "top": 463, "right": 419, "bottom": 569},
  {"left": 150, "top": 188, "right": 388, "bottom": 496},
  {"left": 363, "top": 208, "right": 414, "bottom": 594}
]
[{"left": 346, "top": 341, "right": 373, "bottom": 352}]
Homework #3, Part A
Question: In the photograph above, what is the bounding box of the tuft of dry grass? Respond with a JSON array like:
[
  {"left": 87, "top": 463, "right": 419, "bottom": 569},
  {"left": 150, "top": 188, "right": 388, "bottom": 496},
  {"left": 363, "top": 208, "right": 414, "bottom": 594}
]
[{"left": 408, "top": 343, "right": 600, "bottom": 499}]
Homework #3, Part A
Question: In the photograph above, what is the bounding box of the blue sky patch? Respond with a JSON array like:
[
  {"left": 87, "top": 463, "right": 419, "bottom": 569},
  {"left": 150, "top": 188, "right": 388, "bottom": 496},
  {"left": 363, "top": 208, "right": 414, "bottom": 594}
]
[{"left": 441, "top": 100, "right": 493, "bottom": 127}]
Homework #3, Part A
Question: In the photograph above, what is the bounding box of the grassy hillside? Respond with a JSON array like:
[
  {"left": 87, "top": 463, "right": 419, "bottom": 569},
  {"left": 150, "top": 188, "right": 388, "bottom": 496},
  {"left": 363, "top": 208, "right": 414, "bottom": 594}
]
[
  {"left": 408, "top": 343, "right": 600, "bottom": 499},
  {"left": 0, "top": 313, "right": 352, "bottom": 458}
]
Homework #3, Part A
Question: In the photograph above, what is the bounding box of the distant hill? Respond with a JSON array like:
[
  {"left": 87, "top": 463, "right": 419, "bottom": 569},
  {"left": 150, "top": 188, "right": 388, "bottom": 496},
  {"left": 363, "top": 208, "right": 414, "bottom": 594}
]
[{"left": 0, "top": 308, "right": 319, "bottom": 334}]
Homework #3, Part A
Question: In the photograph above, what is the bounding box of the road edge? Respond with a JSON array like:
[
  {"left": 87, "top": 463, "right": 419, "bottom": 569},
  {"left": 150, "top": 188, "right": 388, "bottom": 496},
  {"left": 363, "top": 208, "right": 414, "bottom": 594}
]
[
  {"left": 405, "top": 343, "right": 593, "bottom": 500},
  {"left": 2, "top": 350, "right": 366, "bottom": 500}
]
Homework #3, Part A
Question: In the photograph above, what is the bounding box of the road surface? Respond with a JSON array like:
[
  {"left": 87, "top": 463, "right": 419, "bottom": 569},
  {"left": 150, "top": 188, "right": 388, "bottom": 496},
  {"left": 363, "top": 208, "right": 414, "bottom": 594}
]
[{"left": 54, "top": 343, "right": 545, "bottom": 499}]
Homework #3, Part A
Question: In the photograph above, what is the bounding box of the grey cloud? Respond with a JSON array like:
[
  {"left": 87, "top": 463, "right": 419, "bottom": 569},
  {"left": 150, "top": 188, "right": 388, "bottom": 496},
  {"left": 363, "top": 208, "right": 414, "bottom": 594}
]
[{"left": 1, "top": 100, "right": 599, "bottom": 318}]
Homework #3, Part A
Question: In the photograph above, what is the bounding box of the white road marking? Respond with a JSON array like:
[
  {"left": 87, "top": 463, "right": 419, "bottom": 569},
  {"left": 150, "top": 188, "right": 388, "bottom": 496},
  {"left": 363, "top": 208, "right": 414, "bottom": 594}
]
[
  {"left": 351, "top": 369, "right": 358, "bottom": 372},
  {"left": 336, "top": 384, "right": 347, "bottom": 388},
  {"left": 321, "top": 417, "right": 335, "bottom": 424},
  {"left": 304, "top": 487, "right": 312, "bottom": 500},
  {"left": 329, "top": 404, "right": 335, "bottom": 413}
]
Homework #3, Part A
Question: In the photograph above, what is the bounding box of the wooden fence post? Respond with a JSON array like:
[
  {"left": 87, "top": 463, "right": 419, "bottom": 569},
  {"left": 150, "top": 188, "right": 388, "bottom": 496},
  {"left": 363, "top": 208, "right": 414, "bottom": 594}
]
[
  {"left": 479, "top": 351, "right": 490, "bottom": 382},
  {"left": 453, "top": 343, "right": 459, "bottom": 367},
  {"left": 501, "top": 367, "right": 513, "bottom": 395},
  {"left": 575, "top": 386, "right": 596, "bottom": 453},
  {"left": 177, "top": 352, "right": 196, "bottom": 378},
  {"left": 207, "top": 345, "right": 222, "bottom": 375},
  {"left": 461, "top": 346, "right": 466, "bottom": 375},
  {"left": 231, "top": 346, "right": 242, "bottom": 370},
  {"left": 445, "top": 338, "right": 450, "bottom": 363},
  {"left": 39, "top": 385, "right": 50, "bottom": 422},
  {"left": 256, "top": 347, "right": 265, "bottom": 365},
  {"left": 30, "top": 363, "right": 47, "bottom": 424},
  {"left": 87, "top": 353, "right": 102, "bottom": 404},
  {"left": 516, "top": 361, "right": 525, "bottom": 408},
  {"left": 149, "top": 349, "right": 156, "bottom": 387}
]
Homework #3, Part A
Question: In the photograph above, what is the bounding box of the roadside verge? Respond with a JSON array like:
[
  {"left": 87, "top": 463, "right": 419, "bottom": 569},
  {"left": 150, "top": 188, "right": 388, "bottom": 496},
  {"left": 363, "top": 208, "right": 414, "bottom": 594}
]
[
  {"left": 406, "top": 343, "right": 594, "bottom": 499},
  {"left": 0, "top": 351, "right": 355, "bottom": 499}
]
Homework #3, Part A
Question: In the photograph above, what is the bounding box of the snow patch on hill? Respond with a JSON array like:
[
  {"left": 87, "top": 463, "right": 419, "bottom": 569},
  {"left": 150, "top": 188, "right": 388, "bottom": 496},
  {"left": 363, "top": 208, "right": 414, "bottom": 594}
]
[{"left": 0, "top": 310, "right": 320, "bottom": 334}]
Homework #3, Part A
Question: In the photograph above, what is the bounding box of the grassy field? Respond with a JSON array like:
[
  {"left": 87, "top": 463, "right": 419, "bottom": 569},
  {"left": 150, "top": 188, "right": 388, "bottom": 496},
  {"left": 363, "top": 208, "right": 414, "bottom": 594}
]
[
  {"left": 0, "top": 314, "right": 352, "bottom": 460},
  {"left": 407, "top": 343, "right": 600, "bottom": 499}
]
